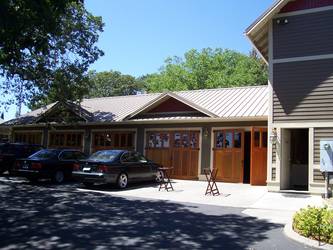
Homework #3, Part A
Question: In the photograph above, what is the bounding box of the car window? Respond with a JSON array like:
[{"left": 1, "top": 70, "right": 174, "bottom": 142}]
[
  {"left": 89, "top": 150, "right": 120, "bottom": 162},
  {"left": 73, "top": 151, "right": 86, "bottom": 160},
  {"left": 29, "top": 149, "right": 58, "bottom": 159},
  {"left": 121, "top": 152, "right": 147, "bottom": 163},
  {"left": 59, "top": 151, "right": 76, "bottom": 160}
]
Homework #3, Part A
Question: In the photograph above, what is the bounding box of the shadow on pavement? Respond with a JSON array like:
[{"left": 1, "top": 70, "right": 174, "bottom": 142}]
[{"left": 0, "top": 178, "right": 281, "bottom": 250}]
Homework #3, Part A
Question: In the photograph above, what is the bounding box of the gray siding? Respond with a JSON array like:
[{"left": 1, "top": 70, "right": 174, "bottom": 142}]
[
  {"left": 313, "top": 169, "right": 325, "bottom": 183},
  {"left": 313, "top": 127, "right": 333, "bottom": 164},
  {"left": 273, "top": 10, "right": 333, "bottom": 59},
  {"left": 273, "top": 59, "right": 333, "bottom": 122}
]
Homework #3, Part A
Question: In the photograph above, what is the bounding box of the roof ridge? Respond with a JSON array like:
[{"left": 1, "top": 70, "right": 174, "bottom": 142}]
[{"left": 82, "top": 92, "right": 162, "bottom": 102}]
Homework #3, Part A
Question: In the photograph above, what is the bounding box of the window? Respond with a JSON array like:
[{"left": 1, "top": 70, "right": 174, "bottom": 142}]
[
  {"left": 147, "top": 132, "right": 170, "bottom": 149},
  {"left": 49, "top": 132, "right": 83, "bottom": 148},
  {"left": 234, "top": 131, "right": 242, "bottom": 148},
  {"left": 13, "top": 132, "right": 42, "bottom": 145},
  {"left": 173, "top": 132, "right": 190, "bottom": 148},
  {"left": 92, "top": 131, "right": 135, "bottom": 150},
  {"left": 59, "top": 151, "right": 76, "bottom": 160},
  {"left": 262, "top": 131, "right": 268, "bottom": 148},
  {"left": 190, "top": 132, "right": 199, "bottom": 149},
  {"left": 215, "top": 131, "right": 224, "bottom": 148},
  {"left": 254, "top": 130, "right": 260, "bottom": 148},
  {"left": 225, "top": 131, "right": 233, "bottom": 148}
]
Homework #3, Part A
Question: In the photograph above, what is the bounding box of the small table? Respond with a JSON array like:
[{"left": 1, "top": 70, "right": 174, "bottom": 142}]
[
  {"left": 204, "top": 168, "right": 220, "bottom": 196},
  {"left": 158, "top": 167, "right": 174, "bottom": 192}
]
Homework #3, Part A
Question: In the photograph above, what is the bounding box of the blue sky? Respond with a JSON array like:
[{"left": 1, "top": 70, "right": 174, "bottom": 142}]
[{"left": 4, "top": 0, "right": 273, "bottom": 120}]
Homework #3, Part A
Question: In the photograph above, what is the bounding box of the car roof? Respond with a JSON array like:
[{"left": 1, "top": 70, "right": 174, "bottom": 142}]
[{"left": 94, "top": 149, "right": 128, "bottom": 154}]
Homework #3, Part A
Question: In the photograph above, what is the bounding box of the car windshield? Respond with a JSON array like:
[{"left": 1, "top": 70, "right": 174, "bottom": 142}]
[
  {"left": 89, "top": 151, "right": 120, "bottom": 162},
  {"left": 29, "top": 149, "right": 58, "bottom": 159}
]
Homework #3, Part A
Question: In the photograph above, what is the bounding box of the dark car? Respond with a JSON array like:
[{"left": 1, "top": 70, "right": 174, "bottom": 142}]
[
  {"left": 73, "top": 150, "right": 163, "bottom": 189},
  {"left": 13, "top": 149, "right": 87, "bottom": 183},
  {"left": 0, "top": 143, "right": 43, "bottom": 174}
]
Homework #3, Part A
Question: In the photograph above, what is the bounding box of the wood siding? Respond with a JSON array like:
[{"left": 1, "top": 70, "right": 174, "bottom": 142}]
[
  {"left": 273, "top": 59, "right": 333, "bottom": 122},
  {"left": 273, "top": 10, "right": 333, "bottom": 59},
  {"left": 313, "top": 127, "right": 333, "bottom": 164},
  {"left": 280, "top": 0, "right": 333, "bottom": 13}
]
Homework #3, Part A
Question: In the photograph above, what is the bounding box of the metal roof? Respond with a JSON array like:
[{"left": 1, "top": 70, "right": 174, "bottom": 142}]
[{"left": 6, "top": 85, "right": 268, "bottom": 125}]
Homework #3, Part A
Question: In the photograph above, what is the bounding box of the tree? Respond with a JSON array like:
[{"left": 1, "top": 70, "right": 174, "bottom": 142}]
[
  {"left": 86, "top": 70, "right": 146, "bottom": 98},
  {"left": 0, "top": 0, "right": 104, "bottom": 113},
  {"left": 144, "top": 48, "right": 268, "bottom": 92}
]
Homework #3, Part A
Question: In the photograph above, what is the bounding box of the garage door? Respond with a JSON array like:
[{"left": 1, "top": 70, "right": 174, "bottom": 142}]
[
  {"left": 213, "top": 129, "right": 244, "bottom": 183},
  {"left": 91, "top": 131, "right": 135, "bottom": 153},
  {"left": 250, "top": 127, "right": 267, "bottom": 185},
  {"left": 145, "top": 130, "right": 200, "bottom": 180}
]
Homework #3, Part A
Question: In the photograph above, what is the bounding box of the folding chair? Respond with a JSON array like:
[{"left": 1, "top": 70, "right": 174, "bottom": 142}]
[
  {"left": 204, "top": 168, "right": 220, "bottom": 196},
  {"left": 158, "top": 167, "right": 174, "bottom": 192}
]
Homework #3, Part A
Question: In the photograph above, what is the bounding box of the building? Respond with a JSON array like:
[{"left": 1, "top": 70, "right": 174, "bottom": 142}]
[
  {"left": 4, "top": 0, "right": 333, "bottom": 195},
  {"left": 5, "top": 86, "right": 268, "bottom": 184},
  {"left": 246, "top": 0, "right": 333, "bottom": 194}
]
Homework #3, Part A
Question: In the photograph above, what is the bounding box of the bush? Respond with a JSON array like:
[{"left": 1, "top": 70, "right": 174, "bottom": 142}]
[{"left": 293, "top": 206, "right": 333, "bottom": 244}]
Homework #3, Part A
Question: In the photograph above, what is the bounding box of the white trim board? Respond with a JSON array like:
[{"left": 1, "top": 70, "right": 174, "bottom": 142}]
[{"left": 273, "top": 54, "right": 333, "bottom": 64}]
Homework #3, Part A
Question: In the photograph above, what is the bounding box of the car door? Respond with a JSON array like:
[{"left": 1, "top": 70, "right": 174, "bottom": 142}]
[
  {"left": 58, "top": 151, "right": 78, "bottom": 174},
  {"left": 120, "top": 152, "right": 148, "bottom": 181},
  {"left": 134, "top": 152, "right": 154, "bottom": 180}
]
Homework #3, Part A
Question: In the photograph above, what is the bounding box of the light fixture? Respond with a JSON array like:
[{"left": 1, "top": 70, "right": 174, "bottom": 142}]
[
  {"left": 269, "top": 128, "right": 277, "bottom": 144},
  {"left": 203, "top": 127, "right": 209, "bottom": 137}
]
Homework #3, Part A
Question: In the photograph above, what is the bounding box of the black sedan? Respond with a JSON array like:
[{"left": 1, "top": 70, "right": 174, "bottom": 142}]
[
  {"left": 72, "top": 150, "right": 163, "bottom": 189},
  {"left": 13, "top": 149, "right": 87, "bottom": 183}
]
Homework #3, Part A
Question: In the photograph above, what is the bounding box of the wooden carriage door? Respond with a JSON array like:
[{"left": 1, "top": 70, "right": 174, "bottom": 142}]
[
  {"left": 145, "top": 131, "right": 171, "bottom": 171},
  {"left": 250, "top": 127, "right": 267, "bottom": 185},
  {"left": 170, "top": 131, "right": 199, "bottom": 180},
  {"left": 213, "top": 129, "right": 244, "bottom": 183},
  {"left": 145, "top": 130, "right": 200, "bottom": 180}
]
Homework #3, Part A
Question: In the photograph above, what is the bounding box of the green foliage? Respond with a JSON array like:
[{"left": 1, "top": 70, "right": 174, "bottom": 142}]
[
  {"left": 0, "top": 0, "right": 104, "bottom": 111},
  {"left": 144, "top": 48, "right": 268, "bottom": 92},
  {"left": 86, "top": 70, "right": 146, "bottom": 98},
  {"left": 293, "top": 206, "right": 333, "bottom": 244}
]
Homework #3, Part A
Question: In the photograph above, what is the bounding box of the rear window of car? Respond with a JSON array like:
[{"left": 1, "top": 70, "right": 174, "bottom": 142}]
[
  {"left": 89, "top": 151, "right": 120, "bottom": 162},
  {"left": 29, "top": 149, "right": 59, "bottom": 159}
]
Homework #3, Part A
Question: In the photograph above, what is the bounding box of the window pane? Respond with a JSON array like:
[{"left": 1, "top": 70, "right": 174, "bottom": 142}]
[
  {"left": 190, "top": 132, "right": 198, "bottom": 149},
  {"left": 225, "top": 131, "right": 233, "bottom": 148},
  {"left": 215, "top": 131, "right": 224, "bottom": 148},
  {"left": 262, "top": 131, "right": 268, "bottom": 148},
  {"left": 174, "top": 133, "right": 181, "bottom": 147},
  {"left": 127, "top": 133, "right": 133, "bottom": 147},
  {"left": 114, "top": 134, "right": 120, "bottom": 147},
  {"left": 182, "top": 133, "right": 189, "bottom": 147},
  {"left": 148, "top": 133, "right": 156, "bottom": 148},
  {"left": 161, "top": 133, "right": 169, "bottom": 148},
  {"left": 234, "top": 132, "right": 242, "bottom": 148},
  {"left": 254, "top": 131, "right": 260, "bottom": 148}
]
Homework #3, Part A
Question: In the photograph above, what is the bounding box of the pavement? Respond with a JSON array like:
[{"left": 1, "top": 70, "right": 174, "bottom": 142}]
[
  {"left": 0, "top": 176, "right": 318, "bottom": 249},
  {"left": 77, "top": 179, "right": 324, "bottom": 224}
]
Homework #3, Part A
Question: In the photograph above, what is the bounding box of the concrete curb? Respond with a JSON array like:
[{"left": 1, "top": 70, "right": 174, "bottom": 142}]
[{"left": 284, "top": 222, "right": 333, "bottom": 250}]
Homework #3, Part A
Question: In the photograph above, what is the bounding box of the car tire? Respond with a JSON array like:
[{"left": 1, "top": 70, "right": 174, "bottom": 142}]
[
  {"left": 53, "top": 170, "right": 65, "bottom": 184},
  {"left": 83, "top": 182, "right": 94, "bottom": 188},
  {"left": 155, "top": 170, "right": 164, "bottom": 183},
  {"left": 117, "top": 173, "right": 128, "bottom": 189}
]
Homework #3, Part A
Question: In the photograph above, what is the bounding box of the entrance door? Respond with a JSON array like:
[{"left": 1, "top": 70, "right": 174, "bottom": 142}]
[
  {"left": 145, "top": 130, "right": 200, "bottom": 179},
  {"left": 250, "top": 128, "right": 268, "bottom": 185},
  {"left": 213, "top": 129, "right": 244, "bottom": 183},
  {"left": 281, "top": 129, "right": 309, "bottom": 190}
]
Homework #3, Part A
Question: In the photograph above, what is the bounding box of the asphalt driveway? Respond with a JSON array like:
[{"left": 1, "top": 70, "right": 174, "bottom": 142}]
[{"left": 0, "top": 176, "right": 314, "bottom": 250}]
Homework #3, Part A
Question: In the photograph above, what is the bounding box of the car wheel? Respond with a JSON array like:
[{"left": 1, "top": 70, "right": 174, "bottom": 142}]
[
  {"left": 83, "top": 182, "right": 94, "bottom": 188},
  {"left": 53, "top": 170, "right": 65, "bottom": 184},
  {"left": 117, "top": 173, "right": 128, "bottom": 189},
  {"left": 155, "top": 170, "right": 164, "bottom": 183}
]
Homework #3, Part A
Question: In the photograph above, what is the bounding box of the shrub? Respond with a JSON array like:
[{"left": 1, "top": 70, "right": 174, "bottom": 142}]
[{"left": 293, "top": 206, "right": 333, "bottom": 244}]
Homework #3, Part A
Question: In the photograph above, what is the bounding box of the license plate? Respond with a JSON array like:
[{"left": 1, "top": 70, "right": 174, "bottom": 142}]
[
  {"left": 22, "top": 164, "right": 29, "bottom": 169},
  {"left": 83, "top": 167, "right": 91, "bottom": 172}
]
